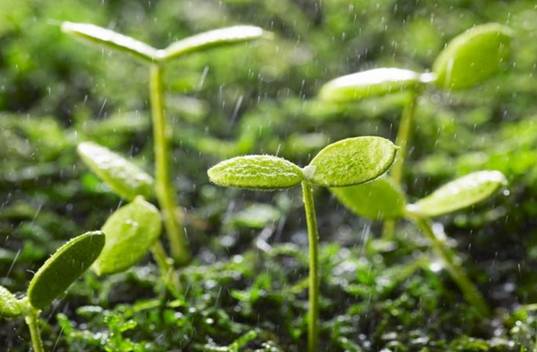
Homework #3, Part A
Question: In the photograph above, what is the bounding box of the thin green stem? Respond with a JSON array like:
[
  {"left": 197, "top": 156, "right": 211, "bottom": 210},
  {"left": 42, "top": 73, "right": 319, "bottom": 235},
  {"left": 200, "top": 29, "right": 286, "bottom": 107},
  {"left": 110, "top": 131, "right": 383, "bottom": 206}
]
[
  {"left": 383, "top": 91, "right": 419, "bottom": 239},
  {"left": 151, "top": 240, "right": 181, "bottom": 296},
  {"left": 301, "top": 181, "right": 320, "bottom": 352},
  {"left": 414, "top": 217, "right": 490, "bottom": 317},
  {"left": 25, "top": 309, "right": 44, "bottom": 352},
  {"left": 149, "top": 63, "right": 190, "bottom": 266}
]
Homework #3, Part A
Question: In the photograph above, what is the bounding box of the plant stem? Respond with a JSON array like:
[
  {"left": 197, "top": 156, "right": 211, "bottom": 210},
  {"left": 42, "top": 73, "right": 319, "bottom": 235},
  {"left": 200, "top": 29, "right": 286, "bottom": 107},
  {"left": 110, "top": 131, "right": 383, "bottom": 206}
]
[
  {"left": 383, "top": 91, "right": 419, "bottom": 239},
  {"left": 151, "top": 240, "right": 181, "bottom": 296},
  {"left": 414, "top": 217, "right": 490, "bottom": 316},
  {"left": 149, "top": 63, "right": 190, "bottom": 266},
  {"left": 301, "top": 181, "right": 320, "bottom": 352},
  {"left": 25, "top": 309, "right": 44, "bottom": 352}
]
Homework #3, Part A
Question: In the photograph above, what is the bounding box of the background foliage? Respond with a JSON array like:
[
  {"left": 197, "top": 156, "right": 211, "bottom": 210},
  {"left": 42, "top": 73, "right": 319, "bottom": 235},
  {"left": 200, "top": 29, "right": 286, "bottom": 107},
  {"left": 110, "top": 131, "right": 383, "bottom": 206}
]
[{"left": 2, "top": 0, "right": 537, "bottom": 350}]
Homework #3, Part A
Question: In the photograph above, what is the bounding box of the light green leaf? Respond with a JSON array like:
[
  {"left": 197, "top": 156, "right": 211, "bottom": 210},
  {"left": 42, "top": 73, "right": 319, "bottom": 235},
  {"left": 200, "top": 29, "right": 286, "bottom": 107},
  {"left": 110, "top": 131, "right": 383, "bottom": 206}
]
[
  {"left": 208, "top": 155, "right": 303, "bottom": 190},
  {"left": 433, "top": 23, "right": 513, "bottom": 90},
  {"left": 94, "top": 197, "right": 162, "bottom": 275},
  {"left": 408, "top": 170, "right": 507, "bottom": 218},
  {"left": 0, "top": 286, "right": 22, "bottom": 317},
  {"left": 158, "top": 25, "right": 266, "bottom": 62},
  {"left": 331, "top": 177, "right": 406, "bottom": 220},
  {"left": 232, "top": 204, "right": 281, "bottom": 229},
  {"left": 28, "top": 231, "right": 105, "bottom": 310},
  {"left": 319, "top": 68, "right": 432, "bottom": 103},
  {"left": 62, "top": 22, "right": 157, "bottom": 62},
  {"left": 78, "top": 141, "right": 154, "bottom": 201},
  {"left": 306, "top": 137, "right": 397, "bottom": 187}
]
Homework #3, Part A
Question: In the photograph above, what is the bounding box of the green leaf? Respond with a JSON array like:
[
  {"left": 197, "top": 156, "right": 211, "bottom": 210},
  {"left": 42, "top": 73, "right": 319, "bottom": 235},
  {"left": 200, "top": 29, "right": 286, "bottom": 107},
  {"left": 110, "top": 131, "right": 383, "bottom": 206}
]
[
  {"left": 331, "top": 177, "right": 406, "bottom": 220},
  {"left": 78, "top": 141, "right": 154, "bottom": 201},
  {"left": 306, "top": 137, "right": 397, "bottom": 187},
  {"left": 408, "top": 170, "right": 507, "bottom": 218},
  {"left": 93, "top": 197, "right": 162, "bottom": 275},
  {"left": 158, "top": 25, "right": 267, "bottom": 62},
  {"left": 433, "top": 23, "right": 513, "bottom": 90},
  {"left": 62, "top": 22, "right": 157, "bottom": 62},
  {"left": 319, "top": 68, "right": 432, "bottom": 103},
  {"left": 232, "top": 204, "right": 282, "bottom": 229},
  {"left": 28, "top": 231, "right": 105, "bottom": 310},
  {"left": 208, "top": 155, "right": 303, "bottom": 190},
  {"left": 0, "top": 286, "right": 22, "bottom": 317}
]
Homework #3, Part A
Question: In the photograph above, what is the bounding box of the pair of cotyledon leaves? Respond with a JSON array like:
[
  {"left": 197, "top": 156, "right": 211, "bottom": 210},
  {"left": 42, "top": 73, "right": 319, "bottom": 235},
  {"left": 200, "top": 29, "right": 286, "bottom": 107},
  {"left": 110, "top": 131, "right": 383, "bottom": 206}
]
[
  {"left": 0, "top": 231, "right": 105, "bottom": 316},
  {"left": 207, "top": 136, "right": 398, "bottom": 190},
  {"left": 78, "top": 142, "right": 163, "bottom": 276},
  {"left": 319, "top": 23, "right": 513, "bottom": 101},
  {"left": 331, "top": 170, "right": 507, "bottom": 221},
  {"left": 61, "top": 22, "right": 268, "bottom": 63}
]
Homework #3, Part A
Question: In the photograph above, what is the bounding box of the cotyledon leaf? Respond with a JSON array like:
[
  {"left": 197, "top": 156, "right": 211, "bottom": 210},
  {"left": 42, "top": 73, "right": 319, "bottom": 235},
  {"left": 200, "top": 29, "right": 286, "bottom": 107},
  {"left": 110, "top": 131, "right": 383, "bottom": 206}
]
[
  {"left": 158, "top": 25, "right": 267, "bottom": 62},
  {"left": 208, "top": 155, "right": 303, "bottom": 190},
  {"left": 27, "top": 231, "right": 105, "bottom": 310},
  {"left": 0, "top": 286, "right": 22, "bottom": 317},
  {"left": 78, "top": 141, "right": 154, "bottom": 201},
  {"left": 408, "top": 170, "right": 507, "bottom": 218},
  {"left": 319, "top": 68, "right": 433, "bottom": 103},
  {"left": 93, "top": 196, "right": 162, "bottom": 275},
  {"left": 305, "top": 136, "right": 397, "bottom": 187},
  {"left": 61, "top": 22, "right": 158, "bottom": 62},
  {"left": 433, "top": 23, "right": 513, "bottom": 90},
  {"left": 331, "top": 177, "right": 406, "bottom": 220}
]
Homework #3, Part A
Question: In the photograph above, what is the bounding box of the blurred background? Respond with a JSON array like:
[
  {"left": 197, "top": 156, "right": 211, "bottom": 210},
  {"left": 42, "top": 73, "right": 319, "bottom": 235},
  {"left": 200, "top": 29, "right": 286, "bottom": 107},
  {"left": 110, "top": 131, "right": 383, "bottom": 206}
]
[{"left": 2, "top": 0, "right": 537, "bottom": 351}]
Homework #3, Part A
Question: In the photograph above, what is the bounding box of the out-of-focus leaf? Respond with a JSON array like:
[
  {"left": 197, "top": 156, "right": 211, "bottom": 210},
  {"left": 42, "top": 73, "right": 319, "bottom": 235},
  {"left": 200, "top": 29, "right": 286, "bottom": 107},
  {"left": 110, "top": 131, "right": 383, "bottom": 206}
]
[
  {"left": 62, "top": 22, "right": 157, "bottom": 62},
  {"left": 433, "top": 23, "right": 513, "bottom": 90},
  {"left": 77, "top": 141, "right": 154, "bottom": 201},
  {"left": 408, "top": 170, "right": 507, "bottom": 217},
  {"left": 331, "top": 177, "right": 406, "bottom": 220},
  {"left": 158, "top": 25, "right": 267, "bottom": 62},
  {"left": 93, "top": 197, "right": 161, "bottom": 275},
  {"left": 319, "top": 68, "right": 431, "bottom": 103}
]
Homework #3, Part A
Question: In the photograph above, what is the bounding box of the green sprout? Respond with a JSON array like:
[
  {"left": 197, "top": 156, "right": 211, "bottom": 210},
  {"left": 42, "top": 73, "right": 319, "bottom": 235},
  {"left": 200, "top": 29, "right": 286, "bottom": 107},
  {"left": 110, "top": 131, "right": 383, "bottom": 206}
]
[
  {"left": 331, "top": 170, "right": 507, "bottom": 316},
  {"left": 62, "top": 22, "right": 269, "bottom": 266},
  {"left": 77, "top": 141, "right": 180, "bottom": 295},
  {"left": 319, "top": 23, "right": 513, "bottom": 238},
  {"left": 0, "top": 231, "right": 105, "bottom": 352},
  {"left": 207, "top": 136, "right": 397, "bottom": 352}
]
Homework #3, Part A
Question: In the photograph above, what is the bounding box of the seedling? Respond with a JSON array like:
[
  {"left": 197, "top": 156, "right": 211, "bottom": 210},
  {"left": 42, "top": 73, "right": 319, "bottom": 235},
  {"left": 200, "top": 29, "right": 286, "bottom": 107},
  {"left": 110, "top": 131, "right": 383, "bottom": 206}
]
[
  {"left": 208, "top": 136, "right": 397, "bottom": 352},
  {"left": 63, "top": 21, "right": 268, "bottom": 265},
  {"left": 319, "top": 23, "right": 513, "bottom": 237},
  {"left": 331, "top": 170, "right": 507, "bottom": 316},
  {"left": 77, "top": 141, "right": 180, "bottom": 295},
  {"left": 0, "top": 231, "right": 105, "bottom": 352}
]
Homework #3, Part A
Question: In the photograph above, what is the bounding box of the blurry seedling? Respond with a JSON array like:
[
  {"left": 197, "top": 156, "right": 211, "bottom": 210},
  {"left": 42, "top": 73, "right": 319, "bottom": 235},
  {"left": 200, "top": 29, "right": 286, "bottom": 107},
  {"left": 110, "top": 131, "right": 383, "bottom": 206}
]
[
  {"left": 319, "top": 23, "right": 513, "bottom": 238},
  {"left": 332, "top": 170, "right": 507, "bottom": 316},
  {"left": 0, "top": 231, "right": 104, "bottom": 352},
  {"left": 208, "top": 136, "right": 397, "bottom": 352},
  {"left": 77, "top": 142, "right": 179, "bottom": 295},
  {"left": 63, "top": 21, "right": 268, "bottom": 265}
]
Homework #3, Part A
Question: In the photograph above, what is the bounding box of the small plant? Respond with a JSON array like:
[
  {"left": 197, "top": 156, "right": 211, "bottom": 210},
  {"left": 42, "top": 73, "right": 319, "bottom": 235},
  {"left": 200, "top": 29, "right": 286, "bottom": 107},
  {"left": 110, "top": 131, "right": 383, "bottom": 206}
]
[
  {"left": 63, "top": 21, "right": 269, "bottom": 266},
  {"left": 77, "top": 141, "right": 179, "bottom": 295},
  {"left": 319, "top": 23, "right": 513, "bottom": 237},
  {"left": 0, "top": 231, "right": 105, "bottom": 352},
  {"left": 207, "top": 136, "right": 398, "bottom": 352},
  {"left": 331, "top": 170, "right": 507, "bottom": 316}
]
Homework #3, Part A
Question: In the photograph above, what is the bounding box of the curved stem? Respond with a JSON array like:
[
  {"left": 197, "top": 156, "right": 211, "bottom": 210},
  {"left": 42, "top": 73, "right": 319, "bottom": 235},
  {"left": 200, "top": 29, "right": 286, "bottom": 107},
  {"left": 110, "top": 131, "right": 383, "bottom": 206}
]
[
  {"left": 150, "top": 63, "right": 191, "bottom": 266},
  {"left": 151, "top": 240, "right": 181, "bottom": 296},
  {"left": 25, "top": 309, "right": 44, "bottom": 352},
  {"left": 383, "top": 91, "right": 419, "bottom": 239},
  {"left": 301, "top": 181, "right": 319, "bottom": 352},
  {"left": 414, "top": 217, "right": 490, "bottom": 317}
]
